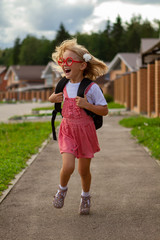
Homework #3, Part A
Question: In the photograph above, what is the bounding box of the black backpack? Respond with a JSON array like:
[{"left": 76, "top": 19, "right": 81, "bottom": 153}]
[{"left": 51, "top": 77, "right": 103, "bottom": 140}]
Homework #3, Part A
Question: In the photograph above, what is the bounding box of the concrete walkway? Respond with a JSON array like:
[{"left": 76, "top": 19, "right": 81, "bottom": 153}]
[
  {"left": 0, "top": 102, "right": 53, "bottom": 122},
  {"left": 0, "top": 116, "right": 160, "bottom": 240}
]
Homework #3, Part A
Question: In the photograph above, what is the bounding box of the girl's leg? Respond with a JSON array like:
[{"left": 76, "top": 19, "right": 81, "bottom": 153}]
[
  {"left": 53, "top": 153, "right": 75, "bottom": 209},
  {"left": 78, "top": 158, "right": 92, "bottom": 215},
  {"left": 78, "top": 158, "right": 91, "bottom": 192},
  {"left": 60, "top": 153, "right": 75, "bottom": 187}
]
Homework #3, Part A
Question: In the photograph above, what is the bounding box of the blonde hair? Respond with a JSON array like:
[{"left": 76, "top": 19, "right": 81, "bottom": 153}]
[{"left": 52, "top": 38, "right": 108, "bottom": 80}]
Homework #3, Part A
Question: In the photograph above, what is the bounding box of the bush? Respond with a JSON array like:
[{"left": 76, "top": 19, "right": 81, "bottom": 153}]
[{"left": 103, "top": 94, "right": 114, "bottom": 103}]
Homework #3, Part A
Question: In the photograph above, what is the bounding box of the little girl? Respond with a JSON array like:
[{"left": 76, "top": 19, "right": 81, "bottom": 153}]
[{"left": 49, "top": 38, "right": 108, "bottom": 215}]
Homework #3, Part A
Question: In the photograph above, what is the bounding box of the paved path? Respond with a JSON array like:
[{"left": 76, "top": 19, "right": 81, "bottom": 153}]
[
  {"left": 0, "top": 116, "right": 160, "bottom": 240},
  {"left": 0, "top": 102, "right": 53, "bottom": 122}
]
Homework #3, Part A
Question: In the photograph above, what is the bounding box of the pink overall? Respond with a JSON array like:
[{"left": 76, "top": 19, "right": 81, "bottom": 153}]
[{"left": 58, "top": 84, "right": 100, "bottom": 159}]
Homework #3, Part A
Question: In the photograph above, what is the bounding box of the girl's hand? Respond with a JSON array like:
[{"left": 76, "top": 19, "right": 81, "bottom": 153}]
[
  {"left": 75, "top": 95, "right": 88, "bottom": 109},
  {"left": 76, "top": 95, "right": 108, "bottom": 116},
  {"left": 49, "top": 92, "right": 63, "bottom": 103}
]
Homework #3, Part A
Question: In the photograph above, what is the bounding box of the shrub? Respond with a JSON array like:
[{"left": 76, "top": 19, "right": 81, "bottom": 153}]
[{"left": 103, "top": 94, "right": 114, "bottom": 103}]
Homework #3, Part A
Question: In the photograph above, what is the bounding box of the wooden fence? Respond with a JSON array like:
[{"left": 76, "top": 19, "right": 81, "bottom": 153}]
[
  {"left": 114, "top": 58, "right": 160, "bottom": 117},
  {"left": 0, "top": 89, "right": 53, "bottom": 102}
]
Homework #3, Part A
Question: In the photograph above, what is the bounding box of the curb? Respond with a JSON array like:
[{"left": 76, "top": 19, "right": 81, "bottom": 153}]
[
  {"left": 0, "top": 134, "right": 52, "bottom": 204},
  {"left": 143, "top": 146, "right": 160, "bottom": 167}
]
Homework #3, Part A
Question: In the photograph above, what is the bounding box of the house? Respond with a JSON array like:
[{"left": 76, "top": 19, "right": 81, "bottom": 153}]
[
  {"left": 0, "top": 66, "right": 7, "bottom": 92},
  {"left": 141, "top": 38, "right": 160, "bottom": 65},
  {"left": 4, "top": 65, "right": 46, "bottom": 92},
  {"left": 95, "top": 73, "right": 112, "bottom": 95},
  {"left": 3, "top": 63, "right": 61, "bottom": 101},
  {"left": 107, "top": 53, "right": 140, "bottom": 80},
  {"left": 41, "top": 61, "right": 62, "bottom": 87},
  {"left": 113, "top": 38, "right": 160, "bottom": 117}
]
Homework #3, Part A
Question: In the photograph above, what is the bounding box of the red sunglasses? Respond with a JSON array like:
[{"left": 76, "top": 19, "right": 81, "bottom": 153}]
[{"left": 58, "top": 57, "right": 83, "bottom": 66}]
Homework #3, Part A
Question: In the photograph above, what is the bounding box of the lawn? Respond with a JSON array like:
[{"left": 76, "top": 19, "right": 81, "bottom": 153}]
[
  {"left": 32, "top": 101, "right": 125, "bottom": 112},
  {"left": 119, "top": 116, "right": 160, "bottom": 160},
  {"left": 0, "top": 121, "right": 59, "bottom": 196},
  {"left": 108, "top": 102, "right": 125, "bottom": 109},
  {"left": 9, "top": 113, "right": 52, "bottom": 120}
]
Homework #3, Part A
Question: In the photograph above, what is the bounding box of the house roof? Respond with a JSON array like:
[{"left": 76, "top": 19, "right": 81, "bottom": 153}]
[
  {"left": 95, "top": 74, "right": 110, "bottom": 85},
  {"left": 107, "top": 53, "right": 139, "bottom": 73},
  {"left": 41, "top": 61, "right": 62, "bottom": 79},
  {"left": 4, "top": 65, "right": 46, "bottom": 81},
  {"left": 0, "top": 66, "right": 7, "bottom": 74},
  {"left": 141, "top": 38, "right": 160, "bottom": 54}
]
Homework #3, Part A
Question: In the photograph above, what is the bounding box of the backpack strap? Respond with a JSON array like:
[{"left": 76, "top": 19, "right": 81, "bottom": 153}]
[
  {"left": 54, "top": 77, "right": 69, "bottom": 112},
  {"left": 77, "top": 78, "right": 95, "bottom": 118},
  {"left": 77, "top": 78, "right": 103, "bottom": 130},
  {"left": 77, "top": 78, "right": 93, "bottom": 97},
  {"left": 51, "top": 77, "right": 69, "bottom": 140}
]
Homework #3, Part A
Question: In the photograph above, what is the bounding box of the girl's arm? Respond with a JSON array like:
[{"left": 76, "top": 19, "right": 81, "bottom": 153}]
[
  {"left": 75, "top": 96, "right": 108, "bottom": 116},
  {"left": 48, "top": 92, "right": 63, "bottom": 103}
]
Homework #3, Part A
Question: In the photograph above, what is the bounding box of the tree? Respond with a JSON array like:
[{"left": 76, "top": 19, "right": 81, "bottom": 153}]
[
  {"left": 111, "top": 15, "right": 125, "bottom": 54},
  {"left": 12, "top": 37, "right": 21, "bottom": 64},
  {"left": 0, "top": 15, "right": 159, "bottom": 66},
  {"left": 125, "top": 15, "right": 142, "bottom": 52},
  {"left": 102, "top": 20, "right": 116, "bottom": 61},
  {"left": 153, "top": 19, "right": 160, "bottom": 38},
  {"left": 140, "top": 20, "right": 156, "bottom": 38},
  {"left": 36, "top": 36, "right": 53, "bottom": 64},
  {"left": 19, "top": 35, "right": 39, "bottom": 64},
  {"left": 54, "top": 23, "right": 71, "bottom": 46},
  {"left": 0, "top": 48, "right": 13, "bottom": 66}
]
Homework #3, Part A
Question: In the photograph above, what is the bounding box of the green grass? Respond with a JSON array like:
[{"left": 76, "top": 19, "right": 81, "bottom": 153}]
[
  {"left": 32, "top": 106, "right": 54, "bottom": 111},
  {"left": 32, "top": 102, "right": 125, "bottom": 112},
  {"left": 0, "top": 121, "right": 59, "bottom": 196},
  {"left": 0, "top": 100, "right": 17, "bottom": 104},
  {"left": 119, "top": 116, "right": 160, "bottom": 160},
  {"left": 108, "top": 102, "right": 125, "bottom": 109},
  {"left": 9, "top": 113, "right": 53, "bottom": 120}
]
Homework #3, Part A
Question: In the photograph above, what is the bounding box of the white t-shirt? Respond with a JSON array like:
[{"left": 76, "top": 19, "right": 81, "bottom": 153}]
[{"left": 66, "top": 81, "right": 107, "bottom": 106}]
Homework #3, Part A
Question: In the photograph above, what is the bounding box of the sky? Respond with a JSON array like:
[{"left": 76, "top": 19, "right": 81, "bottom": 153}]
[{"left": 0, "top": 0, "right": 160, "bottom": 49}]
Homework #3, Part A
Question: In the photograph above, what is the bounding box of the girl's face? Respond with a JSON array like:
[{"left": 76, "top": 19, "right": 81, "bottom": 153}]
[{"left": 60, "top": 50, "right": 86, "bottom": 81}]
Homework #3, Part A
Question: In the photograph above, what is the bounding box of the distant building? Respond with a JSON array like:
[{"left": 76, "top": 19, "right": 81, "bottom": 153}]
[
  {"left": 107, "top": 53, "right": 139, "bottom": 81},
  {"left": 4, "top": 65, "right": 46, "bottom": 92},
  {"left": 113, "top": 38, "right": 160, "bottom": 117},
  {"left": 41, "top": 61, "right": 62, "bottom": 88},
  {"left": 141, "top": 38, "right": 160, "bottom": 65},
  {"left": 0, "top": 66, "right": 7, "bottom": 92},
  {"left": 2, "top": 62, "right": 61, "bottom": 101}
]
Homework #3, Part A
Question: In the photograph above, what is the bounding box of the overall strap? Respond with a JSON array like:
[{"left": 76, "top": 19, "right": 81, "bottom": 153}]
[
  {"left": 77, "top": 78, "right": 103, "bottom": 130},
  {"left": 63, "top": 85, "right": 68, "bottom": 98},
  {"left": 85, "top": 82, "right": 95, "bottom": 95},
  {"left": 77, "top": 78, "right": 94, "bottom": 117}
]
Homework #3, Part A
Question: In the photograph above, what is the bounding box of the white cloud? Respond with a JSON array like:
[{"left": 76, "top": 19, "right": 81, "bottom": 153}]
[
  {"left": 96, "top": 0, "right": 160, "bottom": 4},
  {"left": 82, "top": 1, "right": 160, "bottom": 33},
  {"left": 0, "top": 0, "right": 160, "bottom": 49}
]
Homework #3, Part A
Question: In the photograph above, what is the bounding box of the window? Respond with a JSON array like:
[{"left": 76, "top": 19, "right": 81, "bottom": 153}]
[
  {"left": 114, "top": 59, "right": 121, "bottom": 70},
  {"left": 125, "top": 66, "right": 129, "bottom": 72},
  {"left": 14, "top": 76, "right": 19, "bottom": 82},
  {"left": 46, "top": 75, "right": 53, "bottom": 86}
]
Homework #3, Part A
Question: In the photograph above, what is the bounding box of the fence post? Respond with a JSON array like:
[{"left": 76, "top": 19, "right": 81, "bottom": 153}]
[
  {"left": 155, "top": 59, "right": 160, "bottom": 117},
  {"left": 137, "top": 67, "right": 147, "bottom": 114},
  {"left": 147, "top": 62, "right": 155, "bottom": 117},
  {"left": 130, "top": 72, "right": 137, "bottom": 111}
]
